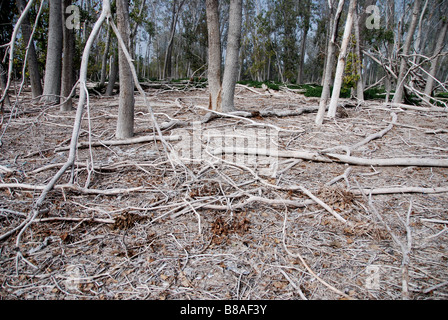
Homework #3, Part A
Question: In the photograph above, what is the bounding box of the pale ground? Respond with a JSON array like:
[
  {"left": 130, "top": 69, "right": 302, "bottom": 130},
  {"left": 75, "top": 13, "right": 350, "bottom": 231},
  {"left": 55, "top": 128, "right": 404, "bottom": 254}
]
[{"left": 1, "top": 85, "right": 447, "bottom": 299}]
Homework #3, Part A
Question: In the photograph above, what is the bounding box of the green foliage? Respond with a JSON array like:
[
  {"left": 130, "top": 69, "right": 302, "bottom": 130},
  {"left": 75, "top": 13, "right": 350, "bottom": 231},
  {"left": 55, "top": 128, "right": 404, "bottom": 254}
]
[
  {"left": 343, "top": 36, "right": 361, "bottom": 90},
  {"left": 363, "top": 87, "right": 386, "bottom": 100}
]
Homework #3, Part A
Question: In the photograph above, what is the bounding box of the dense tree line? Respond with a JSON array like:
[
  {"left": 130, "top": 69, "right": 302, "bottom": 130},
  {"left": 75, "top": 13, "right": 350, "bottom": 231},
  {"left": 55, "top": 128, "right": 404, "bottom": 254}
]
[{"left": 1, "top": 0, "right": 447, "bottom": 121}]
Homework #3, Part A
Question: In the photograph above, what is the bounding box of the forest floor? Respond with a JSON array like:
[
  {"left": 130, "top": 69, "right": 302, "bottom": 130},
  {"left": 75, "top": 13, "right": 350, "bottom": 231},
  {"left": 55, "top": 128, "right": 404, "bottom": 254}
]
[{"left": 1, "top": 84, "right": 448, "bottom": 300}]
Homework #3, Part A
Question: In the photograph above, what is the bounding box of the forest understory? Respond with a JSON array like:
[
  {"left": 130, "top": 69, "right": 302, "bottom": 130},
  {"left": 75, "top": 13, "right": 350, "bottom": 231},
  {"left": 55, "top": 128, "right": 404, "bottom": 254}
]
[{"left": 1, "top": 84, "right": 448, "bottom": 300}]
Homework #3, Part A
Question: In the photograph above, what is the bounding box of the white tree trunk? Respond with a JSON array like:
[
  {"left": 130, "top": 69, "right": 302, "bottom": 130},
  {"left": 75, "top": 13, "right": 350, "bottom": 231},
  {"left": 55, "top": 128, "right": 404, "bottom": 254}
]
[
  {"left": 221, "top": 0, "right": 243, "bottom": 113},
  {"left": 392, "top": 0, "right": 420, "bottom": 104},
  {"left": 315, "top": 0, "right": 345, "bottom": 125},
  {"left": 327, "top": 0, "right": 357, "bottom": 118},
  {"left": 42, "top": 0, "right": 63, "bottom": 104}
]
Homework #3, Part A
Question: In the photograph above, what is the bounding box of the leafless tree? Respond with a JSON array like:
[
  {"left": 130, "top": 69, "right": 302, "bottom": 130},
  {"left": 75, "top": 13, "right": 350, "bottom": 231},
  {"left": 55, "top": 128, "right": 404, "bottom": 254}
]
[{"left": 16, "top": 0, "right": 43, "bottom": 99}]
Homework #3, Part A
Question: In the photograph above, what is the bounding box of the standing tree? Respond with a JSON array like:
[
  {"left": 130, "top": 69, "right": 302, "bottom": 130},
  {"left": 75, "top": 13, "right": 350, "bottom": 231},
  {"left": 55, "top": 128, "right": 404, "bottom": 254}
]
[
  {"left": 315, "top": 0, "right": 345, "bottom": 125},
  {"left": 423, "top": 18, "right": 447, "bottom": 103},
  {"left": 220, "top": 0, "right": 243, "bottom": 113},
  {"left": 327, "top": 0, "right": 357, "bottom": 118},
  {"left": 42, "top": 0, "right": 63, "bottom": 104},
  {"left": 116, "top": 0, "right": 135, "bottom": 139},
  {"left": 60, "top": 0, "right": 75, "bottom": 111},
  {"left": 206, "top": 0, "right": 222, "bottom": 111},
  {"left": 163, "top": 0, "right": 186, "bottom": 80},
  {"left": 296, "top": 0, "right": 312, "bottom": 85},
  {"left": 16, "top": 0, "right": 43, "bottom": 99},
  {"left": 205, "top": 0, "right": 243, "bottom": 113},
  {"left": 392, "top": 0, "right": 420, "bottom": 104}
]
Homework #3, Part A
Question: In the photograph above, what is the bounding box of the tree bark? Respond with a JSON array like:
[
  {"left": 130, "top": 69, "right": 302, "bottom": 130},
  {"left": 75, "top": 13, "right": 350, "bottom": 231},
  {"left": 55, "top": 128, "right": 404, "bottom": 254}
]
[
  {"left": 327, "top": 0, "right": 357, "bottom": 118},
  {"left": 60, "top": 0, "right": 75, "bottom": 111},
  {"left": 105, "top": 52, "right": 118, "bottom": 96},
  {"left": 392, "top": 0, "right": 420, "bottom": 104},
  {"left": 423, "top": 19, "right": 448, "bottom": 103},
  {"left": 385, "top": 0, "right": 395, "bottom": 103},
  {"left": 116, "top": 0, "right": 135, "bottom": 139},
  {"left": 206, "top": 0, "right": 222, "bottom": 111},
  {"left": 353, "top": 8, "right": 363, "bottom": 101},
  {"left": 221, "top": 0, "right": 243, "bottom": 113},
  {"left": 163, "top": 0, "right": 186, "bottom": 80},
  {"left": 316, "top": 0, "right": 345, "bottom": 125},
  {"left": 296, "top": 0, "right": 311, "bottom": 85},
  {"left": 99, "top": 25, "right": 111, "bottom": 87},
  {"left": 16, "top": 0, "right": 43, "bottom": 99},
  {"left": 0, "top": 64, "right": 11, "bottom": 108},
  {"left": 42, "top": 0, "right": 63, "bottom": 104}
]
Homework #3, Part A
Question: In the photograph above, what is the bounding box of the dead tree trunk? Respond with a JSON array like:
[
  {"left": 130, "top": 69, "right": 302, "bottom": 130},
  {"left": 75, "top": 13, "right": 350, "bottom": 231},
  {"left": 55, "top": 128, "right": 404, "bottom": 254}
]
[
  {"left": 392, "top": 0, "right": 420, "bottom": 104},
  {"left": 327, "top": 0, "right": 357, "bottom": 118}
]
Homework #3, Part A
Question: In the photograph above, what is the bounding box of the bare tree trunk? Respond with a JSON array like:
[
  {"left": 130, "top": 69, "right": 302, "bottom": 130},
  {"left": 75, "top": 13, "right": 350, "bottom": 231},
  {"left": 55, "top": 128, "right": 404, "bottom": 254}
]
[
  {"left": 221, "top": 0, "right": 243, "bottom": 113},
  {"left": 297, "top": 0, "right": 311, "bottom": 85},
  {"left": 116, "top": 0, "right": 134, "bottom": 139},
  {"left": 16, "top": 0, "right": 43, "bottom": 99},
  {"left": 316, "top": 0, "right": 345, "bottom": 125},
  {"left": 385, "top": 0, "right": 395, "bottom": 103},
  {"left": 0, "top": 64, "right": 11, "bottom": 108},
  {"left": 327, "top": 0, "right": 357, "bottom": 118},
  {"left": 423, "top": 19, "right": 448, "bottom": 103},
  {"left": 297, "top": 28, "right": 308, "bottom": 85},
  {"left": 99, "top": 25, "right": 111, "bottom": 87},
  {"left": 163, "top": 0, "right": 186, "bottom": 80},
  {"left": 392, "top": 0, "right": 420, "bottom": 104},
  {"left": 60, "top": 0, "right": 75, "bottom": 111},
  {"left": 353, "top": 8, "right": 363, "bottom": 101},
  {"left": 105, "top": 53, "right": 118, "bottom": 96},
  {"left": 42, "top": 0, "right": 63, "bottom": 104},
  {"left": 206, "top": 0, "right": 222, "bottom": 111}
]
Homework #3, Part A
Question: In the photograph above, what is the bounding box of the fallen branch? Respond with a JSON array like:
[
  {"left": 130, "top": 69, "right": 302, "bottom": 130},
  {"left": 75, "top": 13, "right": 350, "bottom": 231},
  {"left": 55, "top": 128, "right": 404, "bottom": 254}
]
[
  {"left": 298, "top": 185, "right": 347, "bottom": 223},
  {"left": 54, "top": 134, "right": 182, "bottom": 152},
  {"left": 211, "top": 146, "right": 448, "bottom": 167},
  {"left": 321, "top": 112, "right": 397, "bottom": 156},
  {"left": 35, "top": 216, "right": 114, "bottom": 224},
  {"left": 0, "top": 182, "right": 146, "bottom": 195},
  {"left": 352, "top": 186, "right": 448, "bottom": 195}
]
